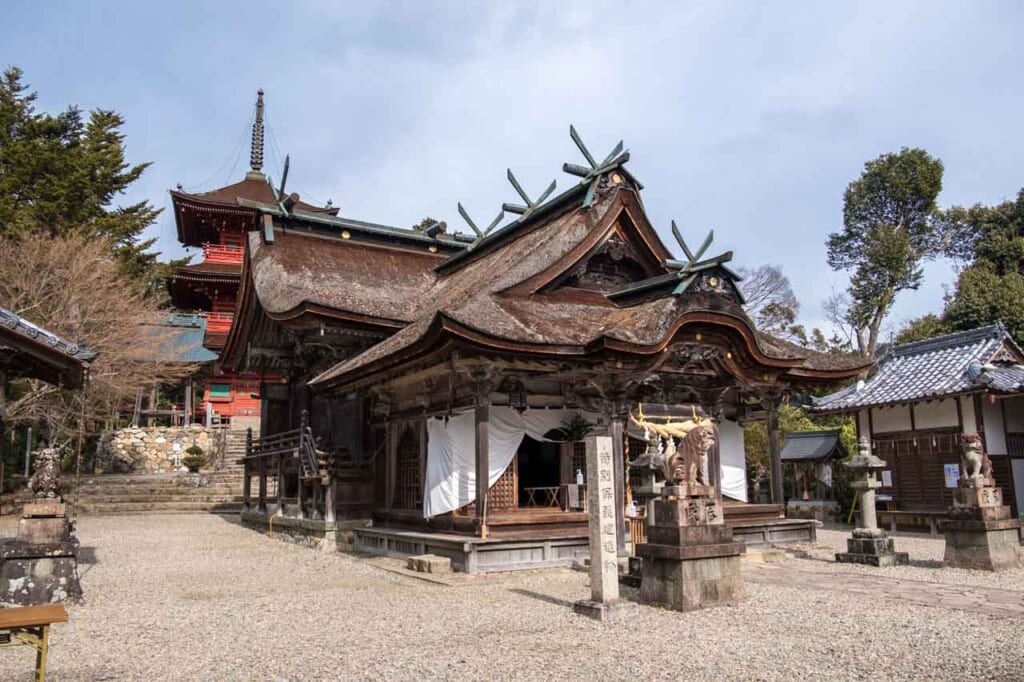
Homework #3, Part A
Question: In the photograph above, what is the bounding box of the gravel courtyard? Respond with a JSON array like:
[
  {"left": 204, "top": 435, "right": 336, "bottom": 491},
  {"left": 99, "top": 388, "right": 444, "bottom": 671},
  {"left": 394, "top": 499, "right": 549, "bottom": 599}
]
[{"left": 1, "top": 515, "right": 1022, "bottom": 681}]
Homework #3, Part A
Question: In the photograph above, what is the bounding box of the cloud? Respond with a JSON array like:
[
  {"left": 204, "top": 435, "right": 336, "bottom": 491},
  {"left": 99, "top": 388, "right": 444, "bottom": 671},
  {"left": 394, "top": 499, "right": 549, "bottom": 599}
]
[{"left": 4, "top": 0, "right": 1022, "bottom": 338}]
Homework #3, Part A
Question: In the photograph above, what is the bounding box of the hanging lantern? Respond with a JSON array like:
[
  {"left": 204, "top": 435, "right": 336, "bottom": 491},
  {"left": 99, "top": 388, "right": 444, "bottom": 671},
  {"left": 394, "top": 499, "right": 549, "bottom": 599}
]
[{"left": 506, "top": 378, "right": 528, "bottom": 413}]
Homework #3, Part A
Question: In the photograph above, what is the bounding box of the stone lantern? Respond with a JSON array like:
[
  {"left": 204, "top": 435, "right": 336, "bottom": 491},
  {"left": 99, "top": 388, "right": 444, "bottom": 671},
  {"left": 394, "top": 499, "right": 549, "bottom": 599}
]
[{"left": 835, "top": 437, "right": 908, "bottom": 566}]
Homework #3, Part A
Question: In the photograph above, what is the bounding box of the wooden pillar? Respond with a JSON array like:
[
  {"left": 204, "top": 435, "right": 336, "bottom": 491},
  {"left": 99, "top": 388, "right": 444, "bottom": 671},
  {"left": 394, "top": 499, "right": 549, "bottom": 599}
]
[
  {"left": 610, "top": 417, "right": 627, "bottom": 556},
  {"left": 475, "top": 402, "right": 491, "bottom": 537},
  {"left": 257, "top": 456, "right": 267, "bottom": 513},
  {"left": 297, "top": 474, "right": 306, "bottom": 519},
  {"left": 184, "top": 375, "right": 193, "bottom": 427},
  {"left": 242, "top": 428, "right": 253, "bottom": 510},
  {"left": 276, "top": 454, "right": 285, "bottom": 516},
  {"left": 768, "top": 401, "right": 784, "bottom": 506},
  {"left": 385, "top": 422, "right": 396, "bottom": 511}
]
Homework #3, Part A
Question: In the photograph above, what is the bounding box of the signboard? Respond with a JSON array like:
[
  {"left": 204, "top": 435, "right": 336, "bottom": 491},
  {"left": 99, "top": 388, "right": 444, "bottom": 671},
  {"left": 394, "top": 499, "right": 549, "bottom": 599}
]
[
  {"left": 944, "top": 463, "right": 960, "bottom": 489},
  {"left": 585, "top": 436, "right": 619, "bottom": 604}
]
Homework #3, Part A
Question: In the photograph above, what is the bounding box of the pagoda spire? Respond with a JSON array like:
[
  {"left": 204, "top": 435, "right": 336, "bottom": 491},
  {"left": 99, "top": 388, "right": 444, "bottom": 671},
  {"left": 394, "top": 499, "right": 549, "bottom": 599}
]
[{"left": 248, "top": 89, "right": 265, "bottom": 176}]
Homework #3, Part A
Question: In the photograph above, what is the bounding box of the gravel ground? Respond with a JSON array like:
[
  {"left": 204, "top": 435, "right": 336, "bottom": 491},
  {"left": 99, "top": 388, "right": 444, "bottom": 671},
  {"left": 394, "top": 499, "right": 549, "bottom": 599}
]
[
  {"left": 0, "top": 515, "right": 1022, "bottom": 681},
  {"left": 798, "top": 527, "right": 1024, "bottom": 591}
]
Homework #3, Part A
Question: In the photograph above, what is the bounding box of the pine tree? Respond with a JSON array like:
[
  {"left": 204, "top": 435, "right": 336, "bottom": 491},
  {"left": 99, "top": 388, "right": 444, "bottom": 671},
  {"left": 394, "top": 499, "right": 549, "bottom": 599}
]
[{"left": 0, "top": 66, "right": 173, "bottom": 294}]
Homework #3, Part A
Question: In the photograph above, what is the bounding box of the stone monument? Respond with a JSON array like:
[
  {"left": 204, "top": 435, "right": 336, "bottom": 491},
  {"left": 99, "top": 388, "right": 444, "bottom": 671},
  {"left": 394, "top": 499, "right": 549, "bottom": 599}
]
[
  {"left": 0, "top": 448, "right": 82, "bottom": 606},
  {"left": 835, "top": 438, "right": 908, "bottom": 567},
  {"left": 943, "top": 433, "right": 1022, "bottom": 571},
  {"left": 633, "top": 422, "right": 746, "bottom": 612},
  {"left": 574, "top": 436, "right": 637, "bottom": 622}
]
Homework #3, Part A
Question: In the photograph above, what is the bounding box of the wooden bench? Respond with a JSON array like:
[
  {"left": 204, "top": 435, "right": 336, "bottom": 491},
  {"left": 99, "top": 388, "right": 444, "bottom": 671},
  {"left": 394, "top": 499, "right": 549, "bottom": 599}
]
[
  {"left": 877, "top": 509, "right": 945, "bottom": 535},
  {"left": 0, "top": 603, "right": 68, "bottom": 681}
]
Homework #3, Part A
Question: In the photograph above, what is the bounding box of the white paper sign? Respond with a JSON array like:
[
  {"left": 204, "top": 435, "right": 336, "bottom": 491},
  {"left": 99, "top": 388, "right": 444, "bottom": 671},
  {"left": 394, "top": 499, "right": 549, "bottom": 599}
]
[{"left": 944, "top": 463, "right": 960, "bottom": 488}]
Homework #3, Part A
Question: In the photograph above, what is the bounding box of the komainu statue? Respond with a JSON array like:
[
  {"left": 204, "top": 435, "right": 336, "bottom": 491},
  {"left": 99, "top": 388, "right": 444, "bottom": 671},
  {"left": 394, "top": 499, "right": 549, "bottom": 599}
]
[
  {"left": 28, "top": 447, "right": 62, "bottom": 499},
  {"left": 959, "top": 432, "right": 991, "bottom": 487},
  {"left": 629, "top": 407, "right": 716, "bottom": 486}
]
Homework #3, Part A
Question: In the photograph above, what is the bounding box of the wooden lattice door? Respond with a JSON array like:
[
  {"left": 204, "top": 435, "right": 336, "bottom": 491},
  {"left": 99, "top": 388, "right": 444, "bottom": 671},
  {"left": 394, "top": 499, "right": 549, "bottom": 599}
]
[
  {"left": 487, "top": 458, "right": 518, "bottom": 512},
  {"left": 393, "top": 427, "right": 422, "bottom": 510}
]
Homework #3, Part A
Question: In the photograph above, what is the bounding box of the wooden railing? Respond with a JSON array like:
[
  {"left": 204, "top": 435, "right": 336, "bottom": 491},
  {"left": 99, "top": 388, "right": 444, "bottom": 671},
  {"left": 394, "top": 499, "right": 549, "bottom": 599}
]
[
  {"left": 244, "top": 411, "right": 328, "bottom": 481},
  {"left": 201, "top": 243, "right": 243, "bottom": 264},
  {"left": 205, "top": 312, "right": 234, "bottom": 333}
]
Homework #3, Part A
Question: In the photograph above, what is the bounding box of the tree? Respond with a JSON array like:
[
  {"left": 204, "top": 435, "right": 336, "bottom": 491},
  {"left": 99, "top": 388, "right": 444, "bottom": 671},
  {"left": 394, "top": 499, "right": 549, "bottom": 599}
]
[
  {"left": 894, "top": 189, "right": 1024, "bottom": 347},
  {"left": 895, "top": 314, "right": 948, "bottom": 345},
  {"left": 827, "top": 148, "right": 944, "bottom": 357},
  {"left": 738, "top": 265, "right": 801, "bottom": 339},
  {"left": 0, "top": 233, "right": 195, "bottom": 444},
  {"left": 0, "top": 66, "right": 167, "bottom": 292},
  {"left": 944, "top": 264, "right": 1024, "bottom": 345}
]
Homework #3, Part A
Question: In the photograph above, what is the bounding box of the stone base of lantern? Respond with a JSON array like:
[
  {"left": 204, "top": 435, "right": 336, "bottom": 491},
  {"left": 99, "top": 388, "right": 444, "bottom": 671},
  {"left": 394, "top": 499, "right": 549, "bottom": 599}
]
[
  {"left": 635, "top": 488, "right": 746, "bottom": 612},
  {"left": 835, "top": 528, "right": 909, "bottom": 567},
  {"left": 943, "top": 484, "right": 1022, "bottom": 572},
  {"left": 0, "top": 500, "right": 82, "bottom": 606}
]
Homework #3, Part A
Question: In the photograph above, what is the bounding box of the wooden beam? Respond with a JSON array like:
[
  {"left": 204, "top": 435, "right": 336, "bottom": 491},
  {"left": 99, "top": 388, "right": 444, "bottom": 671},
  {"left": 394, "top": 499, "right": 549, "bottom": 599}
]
[
  {"left": 257, "top": 455, "right": 267, "bottom": 513},
  {"left": 475, "top": 402, "right": 490, "bottom": 537},
  {"left": 610, "top": 417, "right": 627, "bottom": 556},
  {"left": 767, "top": 401, "right": 784, "bottom": 505}
]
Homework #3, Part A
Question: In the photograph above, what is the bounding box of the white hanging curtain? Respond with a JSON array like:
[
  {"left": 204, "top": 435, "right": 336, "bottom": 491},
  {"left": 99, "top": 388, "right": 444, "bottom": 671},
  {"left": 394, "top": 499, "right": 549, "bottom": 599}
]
[
  {"left": 717, "top": 419, "right": 748, "bottom": 502},
  {"left": 423, "top": 407, "right": 599, "bottom": 518}
]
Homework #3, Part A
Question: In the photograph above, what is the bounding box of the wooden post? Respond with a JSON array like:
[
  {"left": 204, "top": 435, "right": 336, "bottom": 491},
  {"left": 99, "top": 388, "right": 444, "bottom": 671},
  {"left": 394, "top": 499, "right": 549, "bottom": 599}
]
[
  {"left": 257, "top": 455, "right": 267, "bottom": 514},
  {"left": 768, "top": 401, "right": 784, "bottom": 506},
  {"left": 609, "top": 417, "right": 627, "bottom": 556},
  {"left": 276, "top": 454, "right": 285, "bottom": 516},
  {"left": 184, "top": 375, "right": 193, "bottom": 427},
  {"left": 385, "top": 423, "right": 396, "bottom": 511},
  {"left": 475, "top": 402, "right": 490, "bottom": 538},
  {"left": 242, "top": 428, "right": 253, "bottom": 510}
]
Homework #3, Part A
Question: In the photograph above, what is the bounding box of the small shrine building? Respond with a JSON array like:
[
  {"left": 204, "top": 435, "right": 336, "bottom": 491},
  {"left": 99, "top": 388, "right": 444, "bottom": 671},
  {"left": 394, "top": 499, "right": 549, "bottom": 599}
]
[{"left": 813, "top": 323, "right": 1024, "bottom": 530}]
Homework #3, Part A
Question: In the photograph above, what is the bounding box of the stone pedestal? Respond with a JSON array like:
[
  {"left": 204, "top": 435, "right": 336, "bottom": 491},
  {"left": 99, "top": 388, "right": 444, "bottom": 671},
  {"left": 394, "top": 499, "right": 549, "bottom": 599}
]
[
  {"left": 836, "top": 528, "right": 909, "bottom": 567},
  {"left": 0, "top": 500, "right": 82, "bottom": 606},
  {"left": 635, "top": 485, "right": 746, "bottom": 612},
  {"left": 944, "top": 482, "right": 1022, "bottom": 571}
]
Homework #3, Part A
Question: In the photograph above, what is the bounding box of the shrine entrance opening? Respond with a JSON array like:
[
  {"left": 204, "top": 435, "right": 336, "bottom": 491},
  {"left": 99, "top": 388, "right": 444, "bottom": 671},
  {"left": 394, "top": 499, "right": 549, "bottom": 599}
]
[{"left": 517, "top": 436, "right": 561, "bottom": 508}]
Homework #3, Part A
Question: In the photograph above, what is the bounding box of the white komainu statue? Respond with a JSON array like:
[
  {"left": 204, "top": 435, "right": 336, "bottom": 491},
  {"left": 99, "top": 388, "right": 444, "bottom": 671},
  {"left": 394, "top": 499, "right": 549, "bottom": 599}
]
[{"left": 959, "top": 432, "right": 992, "bottom": 487}]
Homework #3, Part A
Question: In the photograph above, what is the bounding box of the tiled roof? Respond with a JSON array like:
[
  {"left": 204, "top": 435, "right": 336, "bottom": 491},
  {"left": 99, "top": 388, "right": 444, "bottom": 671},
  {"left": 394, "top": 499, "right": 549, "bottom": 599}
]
[
  {"left": 139, "top": 315, "right": 218, "bottom": 364},
  {"left": 780, "top": 430, "right": 846, "bottom": 461},
  {"left": 812, "top": 324, "right": 1022, "bottom": 411},
  {"left": 0, "top": 307, "right": 97, "bottom": 362},
  {"left": 976, "top": 364, "right": 1024, "bottom": 393}
]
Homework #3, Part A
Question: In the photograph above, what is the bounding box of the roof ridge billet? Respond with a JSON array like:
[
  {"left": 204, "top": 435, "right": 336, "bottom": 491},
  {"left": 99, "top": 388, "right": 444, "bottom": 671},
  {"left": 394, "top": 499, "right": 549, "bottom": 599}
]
[{"left": 891, "top": 323, "right": 1004, "bottom": 357}]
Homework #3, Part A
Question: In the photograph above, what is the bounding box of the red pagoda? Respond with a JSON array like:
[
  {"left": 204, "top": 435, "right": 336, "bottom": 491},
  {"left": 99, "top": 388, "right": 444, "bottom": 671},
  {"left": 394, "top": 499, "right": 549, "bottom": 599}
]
[{"left": 167, "top": 90, "right": 338, "bottom": 426}]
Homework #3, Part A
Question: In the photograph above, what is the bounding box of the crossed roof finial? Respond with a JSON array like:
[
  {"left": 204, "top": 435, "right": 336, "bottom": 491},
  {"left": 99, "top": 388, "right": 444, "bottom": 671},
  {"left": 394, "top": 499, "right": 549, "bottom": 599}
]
[
  {"left": 502, "top": 169, "right": 556, "bottom": 221},
  {"left": 664, "top": 220, "right": 735, "bottom": 296},
  {"left": 562, "top": 125, "right": 630, "bottom": 207},
  {"left": 457, "top": 203, "right": 504, "bottom": 249}
]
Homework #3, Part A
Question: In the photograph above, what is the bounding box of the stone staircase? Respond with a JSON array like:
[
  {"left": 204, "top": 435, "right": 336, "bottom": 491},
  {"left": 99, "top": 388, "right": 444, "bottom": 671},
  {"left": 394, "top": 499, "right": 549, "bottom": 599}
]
[
  {"left": 69, "top": 428, "right": 249, "bottom": 515},
  {"left": 68, "top": 469, "right": 245, "bottom": 514}
]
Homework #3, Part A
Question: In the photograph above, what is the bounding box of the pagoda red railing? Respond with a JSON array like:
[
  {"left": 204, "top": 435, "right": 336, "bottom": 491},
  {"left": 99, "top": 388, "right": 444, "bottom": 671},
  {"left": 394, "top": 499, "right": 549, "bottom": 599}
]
[
  {"left": 201, "top": 243, "right": 243, "bottom": 264},
  {"left": 205, "top": 312, "right": 234, "bottom": 333}
]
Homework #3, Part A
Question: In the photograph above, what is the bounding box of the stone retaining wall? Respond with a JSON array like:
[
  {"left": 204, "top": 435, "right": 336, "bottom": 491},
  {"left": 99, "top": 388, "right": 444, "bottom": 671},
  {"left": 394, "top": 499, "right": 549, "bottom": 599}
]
[{"left": 95, "top": 425, "right": 225, "bottom": 474}]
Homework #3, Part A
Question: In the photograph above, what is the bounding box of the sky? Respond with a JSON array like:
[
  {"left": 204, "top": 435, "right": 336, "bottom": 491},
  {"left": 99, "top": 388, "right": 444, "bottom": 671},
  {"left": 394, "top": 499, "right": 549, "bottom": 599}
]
[{"left": 4, "top": 1, "right": 1023, "bottom": 338}]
